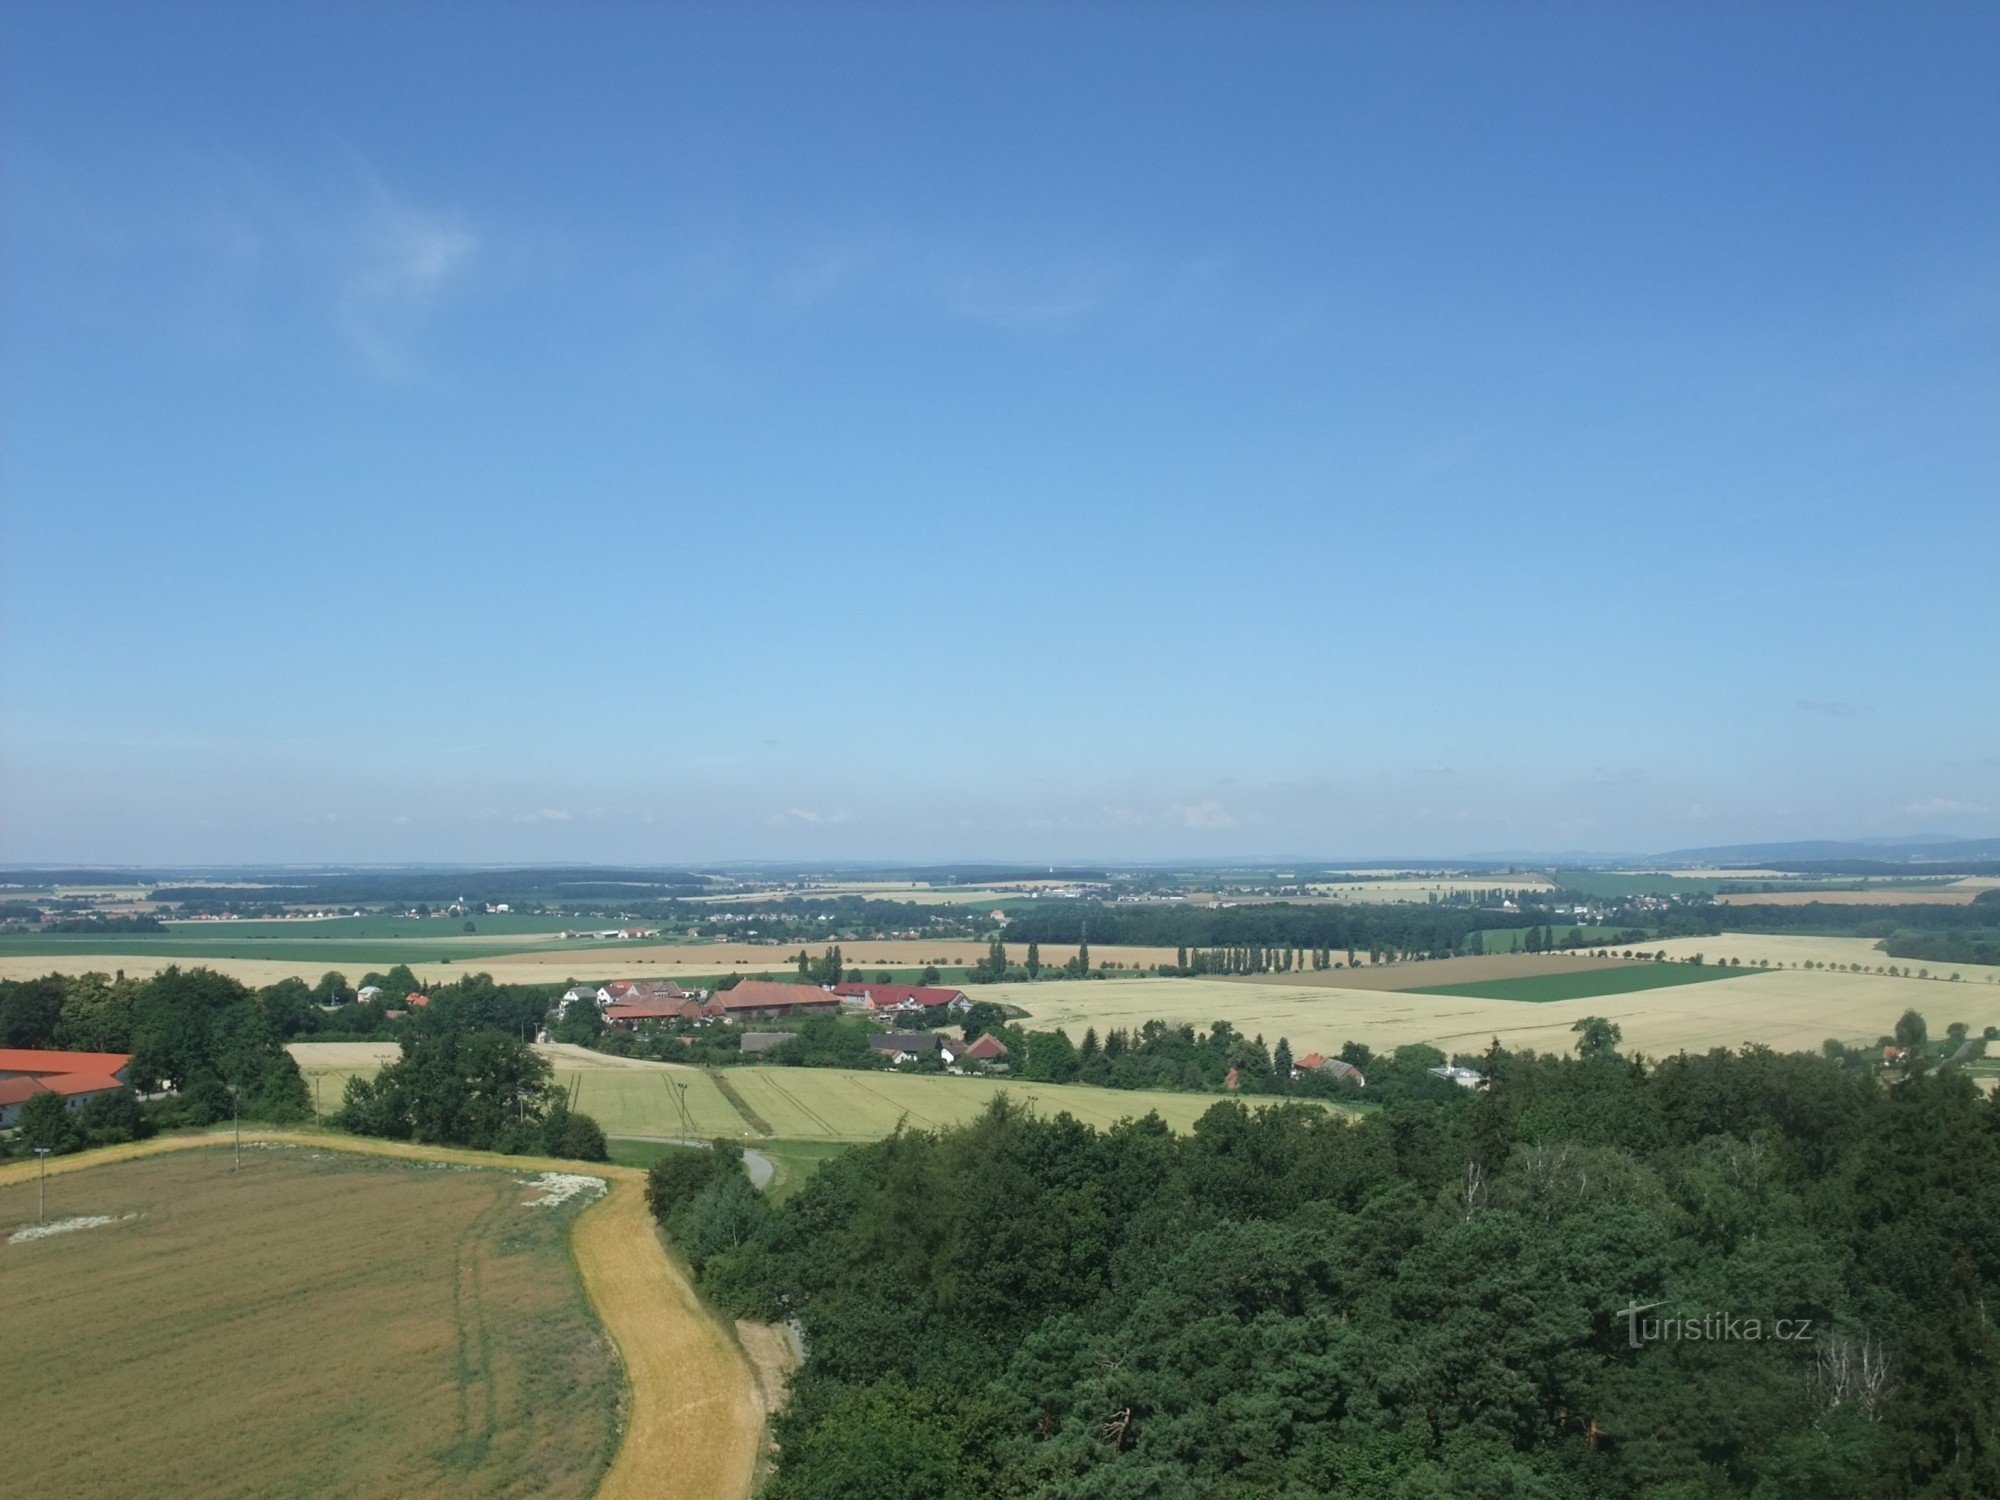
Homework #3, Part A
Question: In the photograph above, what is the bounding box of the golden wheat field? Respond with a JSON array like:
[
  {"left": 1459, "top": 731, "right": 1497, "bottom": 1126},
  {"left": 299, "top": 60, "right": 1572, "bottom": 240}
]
[
  {"left": 993, "top": 966, "right": 2000, "bottom": 1062},
  {"left": 0, "top": 1145, "right": 620, "bottom": 1499}
]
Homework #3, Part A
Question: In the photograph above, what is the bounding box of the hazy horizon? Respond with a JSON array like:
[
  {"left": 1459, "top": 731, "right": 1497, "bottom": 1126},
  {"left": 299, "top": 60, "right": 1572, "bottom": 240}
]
[{"left": 5, "top": 3, "right": 1995, "bottom": 865}]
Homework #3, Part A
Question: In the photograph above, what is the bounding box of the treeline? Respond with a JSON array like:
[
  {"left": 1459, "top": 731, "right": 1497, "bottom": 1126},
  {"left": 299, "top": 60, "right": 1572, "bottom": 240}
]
[
  {"left": 668, "top": 1029, "right": 2000, "bottom": 1497},
  {"left": 1882, "top": 929, "right": 2000, "bottom": 969},
  {"left": 1001, "top": 901, "right": 1543, "bottom": 955},
  {"left": 39, "top": 913, "right": 166, "bottom": 933},
  {"left": 1721, "top": 901, "right": 1999, "bottom": 937},
  {"left": 0, "top": 967, "right": 310, "bottom": 1156},
  {"left": 335, "top": 1021, "right": 606, "bottom": 1160}
]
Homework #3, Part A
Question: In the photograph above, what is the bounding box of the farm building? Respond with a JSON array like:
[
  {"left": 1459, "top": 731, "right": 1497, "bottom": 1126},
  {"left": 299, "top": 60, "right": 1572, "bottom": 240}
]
[
  {"left": 960, "top": 1033, "right": 1009, "bottom": 1064},
  {"left": 832, "top": 983, "right": 974, "bottom": 1016},
  {"left": 598, "top": 979, "right": 695, "bottom": 1007},
  {"left": 0, "top": 1049, "right": 133, "bottom": 1127},
  {"left": 704, "top": 981, "right": 842, "bottom": 1021},
  {"left": 1295, "top": 1053, "right": 1366, "bottom": 1087},
  {"left": 604, "top": 997, "right": 705, "bottom": 1029},
  {"left": 738, "top": 1032, "right": 792, "bottom": 1056},
  {"left": 869, "top": 1033, "right": 954, "bottom": 1066},
  {"left": 357, "top": 985, "right": 384, "bottom": 1003},
  {"left": 1428, "top": 1064, "right": 1485, "bottom": 1088}
]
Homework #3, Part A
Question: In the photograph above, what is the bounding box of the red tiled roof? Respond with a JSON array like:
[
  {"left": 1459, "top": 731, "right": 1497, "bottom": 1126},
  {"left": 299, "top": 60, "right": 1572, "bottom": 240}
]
[
  {"left": 830, "top": 984, "right": 966, "bottom": 1010},
  {"left": 962, "top": 1033, "right": 1008, "bottom": 1060},
  {"left": 1296, "top": 1052, "right": 1328, "bottom": 1070},
  {"left": 407, "top": 993, "right": 430, "bottom": 1007},
  {"left": 0, "top": 1049, "right": 132, "bottom": 1079},
  {"left": 0, "top": 1077, "right": 52, "bottom": 1106},
  {"left": 709, "top": 980, "right": 841, "bottom": 1012},
  {"left": 38, "top": 1072, "right": 126, "bottom": 1098}
]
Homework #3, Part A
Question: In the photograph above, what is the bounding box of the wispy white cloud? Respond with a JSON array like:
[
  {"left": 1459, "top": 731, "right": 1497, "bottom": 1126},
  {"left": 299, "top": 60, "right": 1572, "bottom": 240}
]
[
  {"left": 511, "top": 808, "right": 570, "bottom": 823},
  {"left": 1174, "top": 799, "right": 1237, "bottom": 829},
  {"left": 338, "top": 178, "right": 478, "bottom": 377},
  {"left": 769, "top": 807, "right": 855, "bottom": 827}
]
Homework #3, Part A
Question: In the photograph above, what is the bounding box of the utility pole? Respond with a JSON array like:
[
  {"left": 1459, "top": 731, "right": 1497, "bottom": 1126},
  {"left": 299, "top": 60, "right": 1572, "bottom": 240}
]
[
  {"left": 677, "top": 1081, "right": 690, "bottom": 1142},
  {"left": 231, "top": 1086, "right": 241, "bottom": 1173},
  {"left": 35, "top": 1146, "right": 51, "bottom": 1223}
]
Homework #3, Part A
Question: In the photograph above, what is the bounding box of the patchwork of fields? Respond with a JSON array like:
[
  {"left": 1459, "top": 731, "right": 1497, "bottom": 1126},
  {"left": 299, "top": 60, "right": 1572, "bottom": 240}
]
[
  {"left": 0, "top": 938, "right": 1181, "bottom": 987},
  {"left": 0, "top": 1145, "right": 619, "bottom": 1498}
]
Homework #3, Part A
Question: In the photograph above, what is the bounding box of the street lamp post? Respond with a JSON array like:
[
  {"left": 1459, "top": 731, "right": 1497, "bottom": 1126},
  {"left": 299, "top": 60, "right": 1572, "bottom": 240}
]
[{"left": 34, "top": 1145, "right": 51, "bottom": 1223}]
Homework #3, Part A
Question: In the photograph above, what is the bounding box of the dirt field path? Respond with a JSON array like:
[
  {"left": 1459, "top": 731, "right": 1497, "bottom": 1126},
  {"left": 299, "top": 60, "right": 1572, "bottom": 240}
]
[
  {"left": 576, "top": 1166, "right": 763, "bottom": 1500},
  {"left": 0, "top": 1129, "right": 764, "bottom": 1500}
]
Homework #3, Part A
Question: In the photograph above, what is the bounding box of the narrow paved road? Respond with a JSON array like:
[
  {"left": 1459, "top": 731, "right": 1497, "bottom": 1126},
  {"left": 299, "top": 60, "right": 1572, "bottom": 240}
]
[{"left": 612, "top": 1134, "right": 774, "bottom": 1190}]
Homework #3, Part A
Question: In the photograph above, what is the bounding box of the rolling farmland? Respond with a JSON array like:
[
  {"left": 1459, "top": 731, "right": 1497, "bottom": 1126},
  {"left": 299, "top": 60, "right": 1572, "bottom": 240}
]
[
  {"left": 995, "top": 967, "right": 2000, "bottom": 1062},
  {"left": 0, "top": 938, "right": 1179, "bottom": 987},
  {"left": 0, "top": 1145, "right": 620, "bottom": 1499}
]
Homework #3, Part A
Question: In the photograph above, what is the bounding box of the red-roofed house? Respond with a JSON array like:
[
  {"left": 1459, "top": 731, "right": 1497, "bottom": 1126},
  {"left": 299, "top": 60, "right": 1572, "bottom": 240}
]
[
  {"left": 961, "top": 1033, "right": 1009, "bottom": 1065},
  {"left": 406, "top": 993, "right": 430, "bottom": 1008},
  {"left": 831, "top": 984, "right": 973, "bottom": 1016},
  {"left": 1293, "top": 1053, "right": 1365, "bottom": 1087}
]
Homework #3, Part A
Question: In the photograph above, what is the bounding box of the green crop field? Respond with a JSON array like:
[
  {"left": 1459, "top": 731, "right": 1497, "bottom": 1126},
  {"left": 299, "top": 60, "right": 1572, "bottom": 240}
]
[
  {"left": 0, "top": 1145, "right": 618, "bottom": 1498},
  {"left": 1398, "top": 963, "right": 1768, "bottom": 1003},
  {"left": 161, "top": 913, "right": 586, "bottom": 939},
  {"left": 292, "top": 1044, "right": 1340, "bottom": 1145},
  {"left": 1474, "top": 926, "right": 1635, "bottom": 954},
  {"left": 0, "top": 932, "right": 572, "bottom": 966}
]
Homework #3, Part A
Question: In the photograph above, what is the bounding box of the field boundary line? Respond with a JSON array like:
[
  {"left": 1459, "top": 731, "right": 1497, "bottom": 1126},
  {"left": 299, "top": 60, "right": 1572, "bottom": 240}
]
[{"left": 705, "top": 1069, "right": 774, "bottom": 1136}]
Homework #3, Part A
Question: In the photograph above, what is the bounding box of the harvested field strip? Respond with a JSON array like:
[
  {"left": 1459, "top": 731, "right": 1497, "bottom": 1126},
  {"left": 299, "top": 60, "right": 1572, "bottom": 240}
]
[
  {"left": 0, "top": 1131, "right": 763, "bottom": 1500},
  {"left": 708, "top": 1069, "right": 775, "bottom": 1135},
  {"left": 1399, "top": 964, "right": 1769, "bottom": 1003}
]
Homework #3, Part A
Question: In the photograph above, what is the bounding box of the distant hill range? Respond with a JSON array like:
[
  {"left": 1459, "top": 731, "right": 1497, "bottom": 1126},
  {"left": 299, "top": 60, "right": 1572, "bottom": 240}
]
[{"left": 1653, "top": 836, "right": 2000, "bottom": 868}]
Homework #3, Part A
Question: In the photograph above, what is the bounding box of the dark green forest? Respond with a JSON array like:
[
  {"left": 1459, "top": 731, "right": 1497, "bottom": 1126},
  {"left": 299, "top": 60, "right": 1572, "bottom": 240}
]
[{"left": 662, "top": 1034, "right": 1999, "bottom": 1498}]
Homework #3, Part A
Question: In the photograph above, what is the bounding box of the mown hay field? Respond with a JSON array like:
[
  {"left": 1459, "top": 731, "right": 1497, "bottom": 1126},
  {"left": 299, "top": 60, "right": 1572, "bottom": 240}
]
[{"left": 0, "top": 1145, "right": 619, "bottom": 1499}]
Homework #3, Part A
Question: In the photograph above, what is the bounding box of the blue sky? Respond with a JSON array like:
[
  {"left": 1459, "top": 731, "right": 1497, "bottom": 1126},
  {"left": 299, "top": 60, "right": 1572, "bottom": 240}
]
[{"left": 3, "top": 2, "right": 1995, "bottom": 864}]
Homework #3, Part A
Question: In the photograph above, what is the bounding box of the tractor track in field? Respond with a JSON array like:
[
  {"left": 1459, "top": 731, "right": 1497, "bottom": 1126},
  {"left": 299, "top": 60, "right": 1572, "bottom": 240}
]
[
  {"left": 0, "top": 1129, "right": 766, "bottom": 1500},
  {"left": 752, "top": 1070, "right": 841, "bottom": 1137}
]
